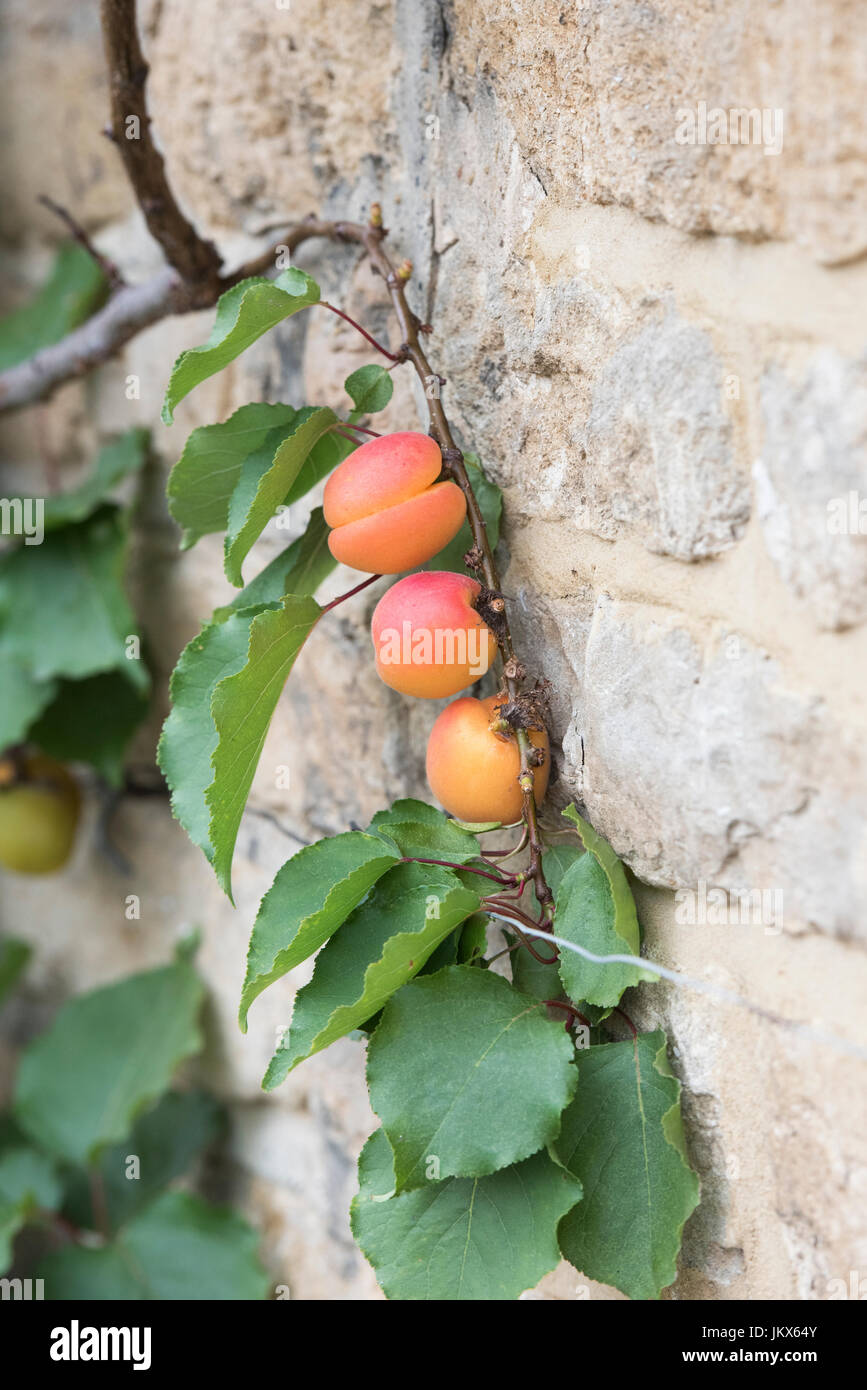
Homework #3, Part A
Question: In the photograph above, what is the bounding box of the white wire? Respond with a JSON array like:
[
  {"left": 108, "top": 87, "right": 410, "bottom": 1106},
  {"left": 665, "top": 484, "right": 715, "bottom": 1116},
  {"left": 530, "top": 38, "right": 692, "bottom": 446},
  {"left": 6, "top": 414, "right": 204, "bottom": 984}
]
[{"left": 486, "top": 913, "right": 867, "bottom": 1063}]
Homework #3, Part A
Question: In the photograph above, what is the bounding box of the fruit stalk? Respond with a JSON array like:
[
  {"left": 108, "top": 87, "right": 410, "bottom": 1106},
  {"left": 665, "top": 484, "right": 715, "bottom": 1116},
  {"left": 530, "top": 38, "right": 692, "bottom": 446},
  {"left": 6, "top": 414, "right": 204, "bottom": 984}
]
[{"left": 319, "top": 212, "right": 554, "bottom": 913}]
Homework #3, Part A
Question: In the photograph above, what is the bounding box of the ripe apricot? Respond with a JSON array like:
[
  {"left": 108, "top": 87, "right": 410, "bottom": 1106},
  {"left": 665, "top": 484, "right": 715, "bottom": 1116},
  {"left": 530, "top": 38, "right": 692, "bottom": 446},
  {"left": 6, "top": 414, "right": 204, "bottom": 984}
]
[
  {"left": 425, "top": 694, "right": 549, "bottom": 823},
  {"left": 0, "top": 754, "right": 80, "bottom": 874},
  {"left": 371, "top": 572, "right": 498, "bottom": 698},
  {"left": 323, "top": 431, "right": 466, "bottom": 573}
]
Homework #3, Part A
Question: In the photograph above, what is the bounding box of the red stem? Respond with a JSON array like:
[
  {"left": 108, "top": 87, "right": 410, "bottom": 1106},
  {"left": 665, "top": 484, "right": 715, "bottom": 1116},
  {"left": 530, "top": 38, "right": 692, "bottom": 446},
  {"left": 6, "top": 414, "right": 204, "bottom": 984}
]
[
  {"left": 318, "top": 300, "right": 403, "bottom": 362},
  {"left": 544, "top": 999, "right": 592, "bottom": 1030},
  {"left": 320, "top": 573, "right": 381, "bottom": 613},
  {"left": 401, "top": 856, "right": 515, "bottom": 887},
  {"left": 612, "top": 1004, "right": 638, "bottom": 1039},
  {"left": 336, "top": 422, "right": 381, "bottom": 437}
]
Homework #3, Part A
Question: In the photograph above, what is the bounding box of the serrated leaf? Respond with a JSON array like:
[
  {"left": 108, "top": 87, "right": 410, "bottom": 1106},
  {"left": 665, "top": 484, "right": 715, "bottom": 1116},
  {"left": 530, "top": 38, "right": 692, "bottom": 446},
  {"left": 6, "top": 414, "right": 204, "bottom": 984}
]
[
  {"left": 158, "top": 607, "right": 265, "bottom": 860},
  {"left": 39, "top": 429, "right": 149, "bottom": 531},
  {"left": 223, "top": 407, "right": 337, "bottom": 586},
  {"left": 0, "top": 243, "right": 107, "bottom": 370},
  {"left": 345, "top": 363, "right": 394, "bottom": 417},
  {"left": 555, "top": 806, "right": 655, "bottom": 1008},
  {"left": 162, "top": 268, "right": 320, "bottom": 423},
  {"left": 557, "top": 1032, "right": 700, "bottom": 1300},
  {"left": 167, "top": 403, "right": 297, "bottom": 548},
  {"left": 42, "top": 1191, "right": 269, "bottom": 1300},
  {"left": 351, "top": 1129, "right": 581, "bottom": 1300},
  {"left": 0, "top": 937, "right": 31, "bottom": 1005},
  {"left": 207, "top": 595, "right": 322, "bottom": 897},
  {"left": 0, "top": 1147, "right": 63, "bottom": 1271},
  {"left": 62, "top": 1089, "right": 224, "bottom": 1232},
  {"left": 367, "top": 966, "right": 578, "bottom": 1191},
  {"left": 13, "top": 960, "right": 205, "bottom": 1165},
  {"left": 264, "top": 863, "right": 480, "bottom": 1087},
  {"left": 240, "top": 831, "right": 400, "bottom": 1029},
  {"left": 30, "top": 670, "right": 150, "bottom": 786},
  {"left": 450, "top": 818, "right": 503, "bottom": 833},
  {"left": 0, "top": 506, "right": 147, "bottom": 692},
  {"left": 368, "top": 799, "right": 482, "bottom": 864},
  {"left": 213, "top": 507, "right": 336, "bottom": 620},
  {"left": 422, "top": 453, "right": 502, "bottom": 574},
  {"left": 281, "top": 422, "right": 355, "bottom": 506},
  {"left": 369, "top": 819, "right": 482, "bottom": 866}
]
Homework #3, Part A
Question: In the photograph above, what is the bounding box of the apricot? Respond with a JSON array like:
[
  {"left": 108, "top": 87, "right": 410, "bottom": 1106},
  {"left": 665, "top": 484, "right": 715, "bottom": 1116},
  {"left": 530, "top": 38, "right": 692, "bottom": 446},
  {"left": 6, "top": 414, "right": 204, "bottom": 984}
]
[
  {"left": 371, "top": 572, "right": 498, "bottom": 698},
  {"left": 0, "top": 754, "right": 80, "bottom": 874},
  {"left": 425, "top": 694, "right": 549, "bottom": 824},
  {"left": 323, "top": 431, "right": 466, "bottom": 573}
]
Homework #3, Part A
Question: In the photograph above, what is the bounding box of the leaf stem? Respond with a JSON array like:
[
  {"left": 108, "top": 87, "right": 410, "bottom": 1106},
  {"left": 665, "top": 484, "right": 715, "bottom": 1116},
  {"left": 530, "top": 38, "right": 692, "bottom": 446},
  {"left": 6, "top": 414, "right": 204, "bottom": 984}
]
[
  {"left": 318, "top": 300, "right": 404, "bottom": 362},
  {"left": 399, "top": 856, "right": 515, "bottom": 887},
  {"left": 320, "top": 573, "right": 381, "bottom": 613},
  {"left": 544, "top": 999, "right": 592, "bottom": 1030}
]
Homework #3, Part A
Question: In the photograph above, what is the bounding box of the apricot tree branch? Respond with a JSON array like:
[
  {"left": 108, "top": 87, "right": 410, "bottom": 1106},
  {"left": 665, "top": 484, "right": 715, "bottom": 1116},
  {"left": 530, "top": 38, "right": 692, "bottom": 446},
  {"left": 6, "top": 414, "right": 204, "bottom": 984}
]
[
  {"left": 1, "top": 0, "right": 553, "bottom": 911},
  {"left": 100, "top": 0, "right": 222, "bottom": 290}
]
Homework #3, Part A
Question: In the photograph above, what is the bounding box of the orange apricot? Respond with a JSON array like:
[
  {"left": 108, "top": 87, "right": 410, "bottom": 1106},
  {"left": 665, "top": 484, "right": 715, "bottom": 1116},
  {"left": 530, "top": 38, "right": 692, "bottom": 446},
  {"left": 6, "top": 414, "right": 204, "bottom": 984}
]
[
  {"left": 371, "top": 572, "right": 498, "bottom": 698},
  {"left": 323, "top": 431, "right": 466, "bottom": 573},
  {"left": 425, "top": 694, "right": 549, "bottom": 824}
]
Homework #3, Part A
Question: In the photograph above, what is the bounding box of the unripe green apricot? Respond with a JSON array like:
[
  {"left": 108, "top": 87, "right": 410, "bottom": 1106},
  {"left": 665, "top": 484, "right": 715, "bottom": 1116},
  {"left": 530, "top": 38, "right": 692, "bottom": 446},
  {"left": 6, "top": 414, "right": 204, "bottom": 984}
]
[{"left": 0, "top": 754, "right": 80, "bottom": 875}]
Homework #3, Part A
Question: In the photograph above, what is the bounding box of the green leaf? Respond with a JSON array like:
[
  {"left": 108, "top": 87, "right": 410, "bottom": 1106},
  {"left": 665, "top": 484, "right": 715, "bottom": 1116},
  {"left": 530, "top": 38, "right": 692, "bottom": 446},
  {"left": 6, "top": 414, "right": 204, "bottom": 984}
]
[
  {"left": 0, "top": 937, "right": 31, "bottom": 1005},
  {"left": 13, "top": 960, "right": 205, "bottom": 1165},
  {"left": 281, "top": 422, "right": 354, "bottom": 506},
  {"left": 213, "top": 507, "right": 336, "bottom": 620},
  {"left": 162, "top": 268, "right": 320, "bottom": 423},
  {"left": 351, "top": 1129, "right": 581, "bottom": 1300},
  {"left": 367, "top": 966, "right": 578, "bottom": 1192},
  {"left": 30, "top": 671, "right": 150, "bottom": 786},
  {"left": 0, "top": 243, "right": 107, "bottom": 370},
  {"left": 0, "top": 653, "right": 57, "bottom": 750},
  {"left": 223, "top": 407, "right": 337, "bottom": 586},
  {"left": 422, "top": 453, "right": 502, "bottom": 574},
  {"left": 42, "top": 1191, "right": 269, "bottom": 1300},
  {"left": 555, "top": 806, "right": 655, "bottom": 1008},
  {"left": 345, "top": 363, "right": 394, "bottom": 417},
  {"left": 557, "top": 1031, "right": 700, "bottom": 1300},
  {"left": 158, "top": 607, "right": 263, "bottom": 859},
  {"left": 457, "top": 913, "right": 489, "bottom": 963},
  {"left": 167, "top": 403, "right": 297, "bottom": 549},
  {"left": 0, "top": 1147, "right": 63, "bottom": 1271},
  {"left": 39, "top": 429, "right": 149, "bottom": 531},
  {"left": 0, "top": 507, "right": 147, "bottom": 692},
  {"left": 62, "top": 1089, "right": 224, "bottom": 1231},
  {"left": 41, "top": 1244, "right": 143, "bottom": 1299},
  {"left": 369, "top": 816, "right": 482, "bottom": 866},
  {"left": 207, "top": 595, "right": 322, "bottom": 897},
  {"left": 509, "top": 932, "right": 563, "bottom": 1002},
  {"left": 240, "top": 831, "right": 400, "bottom": 1029},
  {"left": 264, "top": 863, "right": 480, "bottom": 1087}
]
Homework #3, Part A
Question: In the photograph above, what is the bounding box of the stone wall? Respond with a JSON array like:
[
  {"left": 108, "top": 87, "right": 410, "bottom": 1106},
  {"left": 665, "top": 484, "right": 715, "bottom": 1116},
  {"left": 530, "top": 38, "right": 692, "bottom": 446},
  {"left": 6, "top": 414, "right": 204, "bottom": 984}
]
[{"left": 1, "top": 0, "right": 866, "bottom": 1300}]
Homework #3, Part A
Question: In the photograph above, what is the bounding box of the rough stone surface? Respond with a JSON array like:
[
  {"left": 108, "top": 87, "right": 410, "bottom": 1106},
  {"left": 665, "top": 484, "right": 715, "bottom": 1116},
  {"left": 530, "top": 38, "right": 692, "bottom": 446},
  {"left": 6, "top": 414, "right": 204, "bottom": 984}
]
[
  {"left": 756, "top": 349, "right": 867, "bottom": 631},
  {"left": 1, "top": 0, "right": 866, "bottom": 1303}
]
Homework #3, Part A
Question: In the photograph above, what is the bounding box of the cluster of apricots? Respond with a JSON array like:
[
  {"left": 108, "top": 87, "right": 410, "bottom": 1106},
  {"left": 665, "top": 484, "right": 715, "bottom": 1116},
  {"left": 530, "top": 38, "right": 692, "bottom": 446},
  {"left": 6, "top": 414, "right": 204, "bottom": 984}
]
[{"left": 323, "top": 431, "right": 548, "bottom": 824}]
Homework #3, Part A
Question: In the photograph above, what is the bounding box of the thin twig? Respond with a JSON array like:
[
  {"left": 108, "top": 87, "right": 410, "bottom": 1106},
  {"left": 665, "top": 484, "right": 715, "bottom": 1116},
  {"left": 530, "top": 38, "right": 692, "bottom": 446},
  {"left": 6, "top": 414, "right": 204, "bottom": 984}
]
[{"left": 37, "top": 195, "right": 125, "bottom": 290}]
